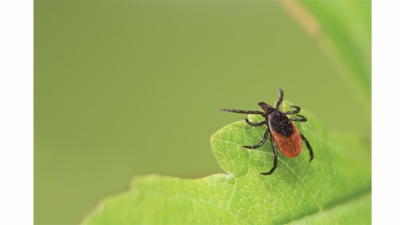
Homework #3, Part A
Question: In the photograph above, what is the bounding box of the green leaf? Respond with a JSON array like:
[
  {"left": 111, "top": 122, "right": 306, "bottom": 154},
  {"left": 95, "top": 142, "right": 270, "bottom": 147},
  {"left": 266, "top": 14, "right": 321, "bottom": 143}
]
[
  {"left": 279, "top": 0, "right": 371, "bottom": 114},
  {"left": 82, "top": 102, "right": 371, "bottom": 224}
]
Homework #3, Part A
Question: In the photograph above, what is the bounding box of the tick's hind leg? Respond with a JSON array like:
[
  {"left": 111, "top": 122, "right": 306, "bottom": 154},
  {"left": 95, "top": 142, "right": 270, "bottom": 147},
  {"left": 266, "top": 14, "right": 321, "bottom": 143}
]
[
  {"left": 243, "top": 128, "right": 269, "bottom": 149},
  {"left": 300, "top": 133, "right": 314, "bottom": 162},
  {"left": 260, "top": 134, "right": 278, "bottom": 175}
]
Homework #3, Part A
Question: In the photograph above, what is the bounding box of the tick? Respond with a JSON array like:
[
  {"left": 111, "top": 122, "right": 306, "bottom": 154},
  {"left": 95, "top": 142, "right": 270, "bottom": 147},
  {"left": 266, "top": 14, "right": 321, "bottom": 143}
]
[{"left": 220, "top": 88, "right": 314, "bottom": 175}]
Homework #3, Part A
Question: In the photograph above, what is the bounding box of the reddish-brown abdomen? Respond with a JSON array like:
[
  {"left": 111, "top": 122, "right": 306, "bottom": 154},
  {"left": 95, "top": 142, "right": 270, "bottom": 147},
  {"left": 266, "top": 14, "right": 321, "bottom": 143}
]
[{"left": 270, "top": 121, "right": 302, "bottom": 158}]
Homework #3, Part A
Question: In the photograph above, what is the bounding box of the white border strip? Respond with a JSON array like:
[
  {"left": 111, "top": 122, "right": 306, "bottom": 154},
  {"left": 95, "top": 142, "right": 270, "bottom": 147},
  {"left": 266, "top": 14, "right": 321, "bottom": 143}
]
[{"left": 0, "top": 0, "right": 33, "bottom": 224}]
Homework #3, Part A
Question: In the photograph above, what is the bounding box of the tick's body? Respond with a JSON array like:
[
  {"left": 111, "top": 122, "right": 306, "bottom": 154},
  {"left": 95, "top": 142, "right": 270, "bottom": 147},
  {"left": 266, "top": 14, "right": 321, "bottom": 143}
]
[
  {"left": 268, "top": 110, "right": 302, "bottom": 158},
  {"left": 221, "top": 88, "right": 313, "bottom": 175}
]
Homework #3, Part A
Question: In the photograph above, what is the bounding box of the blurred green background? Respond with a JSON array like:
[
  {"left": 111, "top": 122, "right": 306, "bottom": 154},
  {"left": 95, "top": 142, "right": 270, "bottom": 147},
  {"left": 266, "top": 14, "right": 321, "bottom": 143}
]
[{"left": 34, "top": 1, "right": 369, "bottom": 224}]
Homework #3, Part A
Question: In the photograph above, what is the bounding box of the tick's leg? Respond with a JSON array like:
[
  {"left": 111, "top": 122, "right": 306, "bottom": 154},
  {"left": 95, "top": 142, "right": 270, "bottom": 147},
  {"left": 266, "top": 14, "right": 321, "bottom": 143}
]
[
  {"left": 243, "top": 128, "right": 269, "bottom": 149},
  {"left": 284, "top": 105, "right": 301, "bottom": 115},
  {"left": 275, "top": 88, "right": 284, "bottom": 108},
  {"left": 300, "top": 133, "right": 314, "bottom": 162},
  {"left": 290, "top": 114, "right": 307, "bottom": 122},
  {"left": 220, "top": 108, "right": 265, "bottom": 115},
  {"left": 260, "top": 134, "right": 278, "bottom": 175},
  {"left": 245, "top": 118, "right": 266, "bottom": 126}
]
